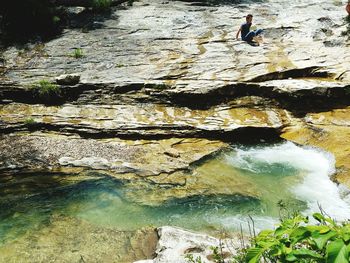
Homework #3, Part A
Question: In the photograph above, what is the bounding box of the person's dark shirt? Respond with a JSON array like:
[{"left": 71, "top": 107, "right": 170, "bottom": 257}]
[{"left": 241, "top": 23, "right": 251, "bottom": 39}]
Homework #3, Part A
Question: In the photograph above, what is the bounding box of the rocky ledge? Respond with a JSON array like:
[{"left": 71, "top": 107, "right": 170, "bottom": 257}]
[{"left": 0, "top": 0, "right": 349, "bottom": 261}]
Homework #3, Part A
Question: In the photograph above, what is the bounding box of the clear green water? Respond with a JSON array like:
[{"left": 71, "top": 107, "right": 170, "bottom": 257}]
[
  {"left": 0, "top": 174, "right": 262, "bottom": 244},
  {"left": 0, "top": 142, "right": 348, "bottom": 248}
]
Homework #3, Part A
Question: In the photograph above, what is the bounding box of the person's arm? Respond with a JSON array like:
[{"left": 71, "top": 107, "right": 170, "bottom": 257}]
[{"left": 236, "top": 26, "right": 242, "bottom": 39}]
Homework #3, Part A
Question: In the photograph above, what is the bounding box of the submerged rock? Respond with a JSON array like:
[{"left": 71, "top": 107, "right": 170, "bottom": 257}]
[{"left": 0, "top": 215, "right": 158, "bottom": 263}]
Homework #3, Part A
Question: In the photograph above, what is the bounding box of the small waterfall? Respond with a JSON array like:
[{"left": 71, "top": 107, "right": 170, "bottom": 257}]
[{"left": 226, "top": 141, "right": 350, "bottom": 221}]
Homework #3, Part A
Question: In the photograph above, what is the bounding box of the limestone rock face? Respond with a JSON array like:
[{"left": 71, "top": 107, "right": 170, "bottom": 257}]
[
  {"left": 0, "top": 0, "right": 350, "bottom": 260},
  {"left": 0, "top": 103, "right": 288, "bottom": 137},
  {"left": 1, "top": 0, "right": 349, "bottom": 87}
]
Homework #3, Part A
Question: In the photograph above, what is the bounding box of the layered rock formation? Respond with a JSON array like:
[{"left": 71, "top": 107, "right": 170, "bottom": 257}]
[{"left": 0, "top": 0, "right": 349, "bottom": 261}]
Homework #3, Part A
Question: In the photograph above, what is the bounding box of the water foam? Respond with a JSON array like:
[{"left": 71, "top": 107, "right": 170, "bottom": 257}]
[{"left": 225, "top": 141, "right": 350, "bottom": 221}]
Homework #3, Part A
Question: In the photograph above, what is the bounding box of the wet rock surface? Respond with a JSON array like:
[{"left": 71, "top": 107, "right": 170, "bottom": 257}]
[
  {"left": 0, "top": 0, "right": 350, "bottom": 261},
  {"left": 282, "top": 106, "right": 350, "bottom": 187},
  {"left": 0, "top": 103, "right": 288, "bottom": 139},
  {"left": 0, "top": 215, "right": 158, "bottom": 263},
  {"left": 0, "top": 132, "right": 226, "bottom": 175}
]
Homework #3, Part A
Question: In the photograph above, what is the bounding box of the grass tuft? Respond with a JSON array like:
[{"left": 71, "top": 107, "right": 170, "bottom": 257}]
[
  {"left": 72, "top": 48, "right": 84, "bottom": 59},
  {"left": 24, "top": 117, "right": 36, "bottom": 125},
  {"left": 30, "top": 79, "right": 60, "bottom": 97}
]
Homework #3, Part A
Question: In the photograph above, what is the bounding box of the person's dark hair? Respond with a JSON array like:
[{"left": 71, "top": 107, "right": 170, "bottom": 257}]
[{"left": 246, "top": 14, "right": 253, "bottom": 19}]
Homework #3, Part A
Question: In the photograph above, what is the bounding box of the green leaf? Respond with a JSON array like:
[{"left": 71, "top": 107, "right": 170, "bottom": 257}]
[
  {"left": 275, "top": 226, "right": 288, "bottom": 237},
  {"left": 326, "top": 239, "right": 349, "bottom": 263},
  {"left": 313, "top": 213, "right": 326, "bottom": 223},
  {"left": 307, "top": 225, "right": 331, "bottom": 234},
  {"left": 313, "top": 230, "right": 337, "bottom": 250},
  {"left": 257, "top": 229, "right": 273, "bottom": 238},
  {"left": 291, "top": 248, "right": 323, "bottom": 259},
  {"left": 342, "top": 233, "right": 350, "bottom": 243},
  {"left": 290, "top": 227, "right": 311, "bottom": 244},
  {"left": 246, "top": 247, "right": 263, "bottom": 263},
  {"left": 285, "top": 253, "right": 298, "bottom": 262}
]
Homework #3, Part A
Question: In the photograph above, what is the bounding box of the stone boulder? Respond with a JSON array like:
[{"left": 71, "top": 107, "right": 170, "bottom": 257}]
[
  {"left": 55, "top": 74, "right": 80, "bottom": 85},
  {"left": 135, "top": 226, "right": 242, "bottom": 263}
]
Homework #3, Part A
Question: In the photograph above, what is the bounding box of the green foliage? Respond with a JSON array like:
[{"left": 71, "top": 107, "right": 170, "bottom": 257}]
[
  {"left": 24, "top": 118, "right": 36, "bottom": 125},
  {"left": 186, "top": 213, "right": 350, "bottom": 263},
  {"left": 52, "top": 16, "right": 61, "bottom": 25},
  {"left": 30, "top": 80, "right": 60, "bottom": 97},
  {"left": 210, "top": 246, "right": 225, "bottom": 263},
  {"left": 72, "top": 48, "right": 84, "bottom": 59},
  {"left": 245, "top": 213, "right": 350, "bottom": 263},
  {"left": 185, "top": 254, "right": 204, "bottom": 263},
  {"left": 91, "top": 0, "right": 112, "bottom": 11}
]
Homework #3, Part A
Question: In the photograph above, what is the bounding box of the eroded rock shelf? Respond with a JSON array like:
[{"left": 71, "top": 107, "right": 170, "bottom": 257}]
[{"left": 0, "top": 0, "right": 350, "bottom": 262}]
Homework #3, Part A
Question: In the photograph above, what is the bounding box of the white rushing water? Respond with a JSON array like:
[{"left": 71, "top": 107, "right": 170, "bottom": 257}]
[{"left": 225, "top": 141, "right": 350, "bottom": 222}]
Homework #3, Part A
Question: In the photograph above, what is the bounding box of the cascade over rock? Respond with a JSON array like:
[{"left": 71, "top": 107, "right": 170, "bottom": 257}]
[{"left": 0, "top": 0, "right": 349, "bottom": 261}]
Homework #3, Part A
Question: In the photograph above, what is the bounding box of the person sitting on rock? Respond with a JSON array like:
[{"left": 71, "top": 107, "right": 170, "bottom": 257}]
[{"left": 236, "top": 14, "right": 263, "bottom": 45}]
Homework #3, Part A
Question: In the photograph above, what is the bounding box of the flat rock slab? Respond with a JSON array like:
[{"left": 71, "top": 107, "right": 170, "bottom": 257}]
[
  {"left": 0, "top": 132, "right": 226, "bottom": 176},
  {"left": 1, "top": 0, "right": 349, "bottom": 89},
  {"left": 0, "top": 103, "right": 289, "bottom": 137}
]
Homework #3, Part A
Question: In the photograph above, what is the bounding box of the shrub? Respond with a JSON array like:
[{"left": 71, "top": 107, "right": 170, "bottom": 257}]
[
  {"left": 245, "top": 212, "right": 350, "bottom": 263},
  {"left": 186, "top": 212, "right": 350, "bottom": 263}
]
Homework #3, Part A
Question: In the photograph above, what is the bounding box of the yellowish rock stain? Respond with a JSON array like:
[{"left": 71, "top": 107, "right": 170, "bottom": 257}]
[{"left": 266, "top": 45, "right": 295, "bottom": 73}]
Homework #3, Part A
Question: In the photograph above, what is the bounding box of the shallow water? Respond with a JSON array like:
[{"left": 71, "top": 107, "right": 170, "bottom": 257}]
[{"left": 0, "top": 142, "right": 349, "bottom": 246}]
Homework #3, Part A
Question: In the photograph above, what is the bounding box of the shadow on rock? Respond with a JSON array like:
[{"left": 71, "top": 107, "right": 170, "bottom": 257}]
[
  {"left": 0, "top": 1, "right": 121, "bottom": 46},
  {"left": 177, "top": 0, "right": 265, "bottom": 6},
  {"left": 65, "top": 7, "right": 118, "bottom": 32}
]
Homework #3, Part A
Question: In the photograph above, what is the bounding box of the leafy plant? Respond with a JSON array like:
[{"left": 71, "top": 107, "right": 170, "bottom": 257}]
[
  {"left": 245, "top": 212, "right": 350, "bottom": 263},
  {"left": 72, "top": 48, "right": 84, "bottom": 59},
  {"left": 30, "top": 79, "right": 60, "bottom": 97}
]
